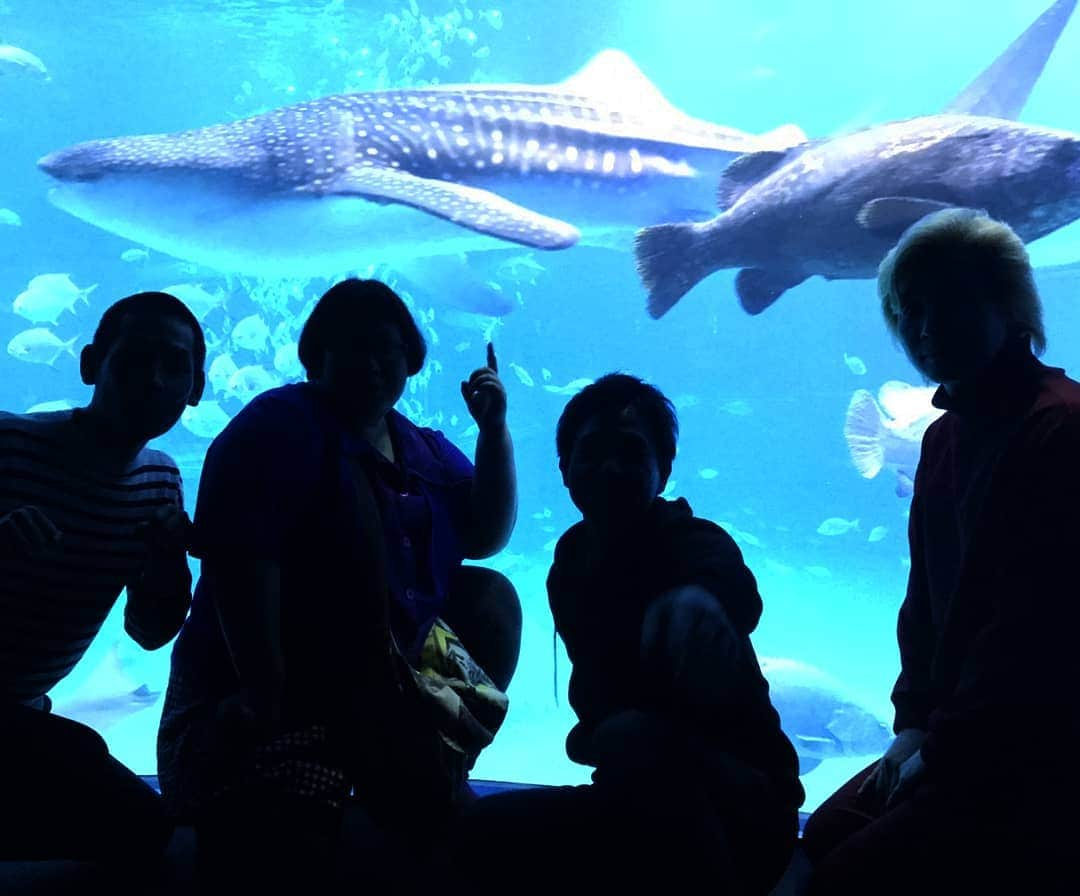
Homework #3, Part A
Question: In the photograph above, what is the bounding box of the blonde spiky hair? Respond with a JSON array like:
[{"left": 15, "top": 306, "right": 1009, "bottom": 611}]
[{"left": 878, "top": 208, "right": 1045, "bottom": 355}]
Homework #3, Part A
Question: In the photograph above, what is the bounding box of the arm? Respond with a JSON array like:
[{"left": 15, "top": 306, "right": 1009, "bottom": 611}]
[
  {"left": 124, "top": 546, "right": 193, "bottom": 650},
  {"left": 459, "top": 343, "right": 517, "bottom": 559},
  {"left": 186, "top": 392, "right": 318, "bottom": 732},
  {"left": 464, "top": 421, "right": 517, "bottom": 558},
  {"left": 890, "top": 487, "right": 936, "bottom": 735},
  {"left": 207, "top": 556, "right": 285, "bottom": 731},
  {"left": 921, "top": 412, "right": 1080, "bottom": 769}
]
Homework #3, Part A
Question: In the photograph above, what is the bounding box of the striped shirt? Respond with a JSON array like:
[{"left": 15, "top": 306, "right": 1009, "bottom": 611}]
[{"left": 0, "top": 410, "right": 184, "bottom": 703}]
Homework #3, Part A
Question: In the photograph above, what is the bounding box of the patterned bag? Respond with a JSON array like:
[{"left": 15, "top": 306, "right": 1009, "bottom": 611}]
[{"left": 357, "top": 616, "right": 509, "bottom": 828}]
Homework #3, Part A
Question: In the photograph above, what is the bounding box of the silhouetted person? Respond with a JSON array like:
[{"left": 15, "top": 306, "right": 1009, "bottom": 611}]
[
  {"left": 803, "top": 210, "right": 1079, "bottom": 895},
  {"left": 157, "top": 278, "right": 521, "bottom": 893},
  {"left": 0, "top": 292, "right": 205, "bottom": 873},
  {"left": 454, "top": 373, "right": 803, "bottom": 894}
]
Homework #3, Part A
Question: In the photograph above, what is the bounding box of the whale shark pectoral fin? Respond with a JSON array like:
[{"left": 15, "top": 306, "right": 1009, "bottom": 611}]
[
  {"left": 735, "top": 267, "right": 807, "bottom": 315},
  {"left": 944, "top": 0, "right": 1077, "bottom": 120},
  {"left": 717, "top": 150, "right": 791, "bottom": 210},
  {"left": 855, "top": 197, "right": 958, "bottom": 237},
  {"left": 308, "top": 166, "right": 581, "bottom": 250}
]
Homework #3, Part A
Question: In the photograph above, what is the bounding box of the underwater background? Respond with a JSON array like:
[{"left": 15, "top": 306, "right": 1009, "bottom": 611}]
[{"left": 3, "top": 0, "right": 1080, "bottom": 813}]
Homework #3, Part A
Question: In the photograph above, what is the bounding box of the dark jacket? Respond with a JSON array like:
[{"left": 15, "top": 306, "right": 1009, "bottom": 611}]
[
  {"left": 548, "top": 496, "right": 804, "bottom": 808},
  {"left": 892, "top": 337, "right": 1080, "bottom": 777}
]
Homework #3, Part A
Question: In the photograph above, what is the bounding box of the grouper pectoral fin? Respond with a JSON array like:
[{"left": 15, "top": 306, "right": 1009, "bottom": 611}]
[
  {"left": 306, "top": 165, "right": 581, "bottom": 250},
  {"left": 944, "top": 0, "right": 1077, "bottom": 120},
  {"left": 855, "top": 197, "right": 959, "bottom": 237},
  {"left": 735, "top": 267, "right": 808, "bottom": 315}
]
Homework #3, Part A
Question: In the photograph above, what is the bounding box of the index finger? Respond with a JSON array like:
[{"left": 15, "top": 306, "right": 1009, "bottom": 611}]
[{"left": 486, "top": 341, "right": 497, "bottom": 373}]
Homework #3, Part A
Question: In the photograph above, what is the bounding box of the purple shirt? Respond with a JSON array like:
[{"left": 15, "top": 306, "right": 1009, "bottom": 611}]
[{"left": 170, "top": 383, "right": 474, "bottom": 701}]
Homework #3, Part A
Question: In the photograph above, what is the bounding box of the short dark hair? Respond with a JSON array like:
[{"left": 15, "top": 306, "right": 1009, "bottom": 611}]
[
  {"left": 298, "top": 278, "right": 426, "bottom": 378},
  {"left": 556, "top": 372, "right": 679, "bottom": 481},
  {"left": 92, "top": 291, "right": 206, "bottom": 369}
]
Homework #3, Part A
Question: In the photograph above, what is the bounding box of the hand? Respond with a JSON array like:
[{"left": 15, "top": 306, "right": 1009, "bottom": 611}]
[
  {"left": 135, "top": 504, "right": 192, "bottom": 556},
  {"left": 0, "top": 506, "right": 62, "bottom": 558},
  {"left": 460, "top": 342, "right": 507, "bottom": 433},
  {"left": 857, "top": 727, "right": 927, "bottom": 812},
  {"left": 885, "top": 748, "right": 926, "bottom": 808}
]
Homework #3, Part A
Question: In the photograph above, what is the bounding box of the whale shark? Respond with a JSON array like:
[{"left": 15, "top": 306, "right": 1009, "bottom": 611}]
[
  {"left": 37, "top": 50, "right": 805, "bottom": 279},
  {"left": 635, "top": 0, "right": 1079, "bottom": 317}
]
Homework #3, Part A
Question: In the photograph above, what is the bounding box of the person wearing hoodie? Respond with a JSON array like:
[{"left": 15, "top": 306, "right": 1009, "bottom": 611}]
[{"left": 454, "top": 372, "right": 803, "bottom": 894}]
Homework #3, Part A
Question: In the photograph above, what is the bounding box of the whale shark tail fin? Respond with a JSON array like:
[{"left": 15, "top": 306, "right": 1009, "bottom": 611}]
[
  {"left": 634, "top": 223, "right": 712, "bottom": 319},
  {"left": 945, "top": 0, "right": 1076, "bottom": 120}
]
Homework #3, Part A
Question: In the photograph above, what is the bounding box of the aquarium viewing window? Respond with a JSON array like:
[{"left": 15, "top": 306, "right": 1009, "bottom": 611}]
[{"left": 2, "top": 0, "right": 1079, "bottom": 819}]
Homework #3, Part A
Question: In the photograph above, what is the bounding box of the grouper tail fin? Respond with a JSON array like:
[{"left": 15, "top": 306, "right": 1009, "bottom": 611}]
[{"left": 634, "top": 222, "right": 713, "bottom": 319}]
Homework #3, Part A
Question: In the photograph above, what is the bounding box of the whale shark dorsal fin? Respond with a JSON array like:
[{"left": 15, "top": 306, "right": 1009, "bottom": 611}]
[
  {"left": 561, "top": 50, "right": 672, "bottom": 112},
  {"left": 944, "top": 0, "right": 1077, "bottom": 120}
]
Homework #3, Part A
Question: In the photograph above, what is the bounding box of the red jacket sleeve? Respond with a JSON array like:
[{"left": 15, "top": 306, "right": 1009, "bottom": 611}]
[
  {"left": 921, "top": 408, "right": 1080, "bottom": 768},
  {"left": 890, "top": 487, "right": 937, "bottom": 733}
]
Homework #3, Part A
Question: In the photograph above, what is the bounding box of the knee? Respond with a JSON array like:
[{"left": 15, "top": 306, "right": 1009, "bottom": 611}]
[
  {"left": 445, "top": 566, "right": 522, "bottom": 692},
  {"left": 641, "top": 585, "right": 735, "bottom": 655}
]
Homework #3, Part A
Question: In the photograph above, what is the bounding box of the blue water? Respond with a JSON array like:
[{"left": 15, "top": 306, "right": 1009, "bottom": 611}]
[{"left": 3, "top": 0, "right": 1080, "bottom": 812}]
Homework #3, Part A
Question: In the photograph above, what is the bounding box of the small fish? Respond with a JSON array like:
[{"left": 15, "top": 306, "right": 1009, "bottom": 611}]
[
  {"left": 7, "top": 328, "right": 78, "bottom": 366},
  {"left": 509, "top": 362, "right": 534, "bottom": 387},
  {"left": 720, "top": 521, "right": 762, "bottom": 548},
  {"left": 804, "top": 565, "right": 832, "bottom": 578},
  {"left": 541, "top": 367, "right": 552, "bottom": 382},
  {"left": 816, "top": 517, "right": 859, "bottom": 536},
  {"left": 0, "top": 208, "right": 21, "bottom": 227},
  {"left": 231, "top": 313, "right": 270, "bottom": 353},
  {"left": 25, "top": 399, "right": 75, "bottom": 413},
  {"left": 543, "top": 537, "right": 558, "bottom": 552},
  {"left": 868, "top": 525, "right": 888, "bottom": 543},
  {"left": 542, "top": 377, "right": 593, "bottom": 396},
  {"left": 207, "top": 354, "right": 239, "bottom": 395},
  {"left": 273, "top": 341, "right": 303, "bottom": 379},
  {"left": 12, "top": 274, "right": 96, "bottom": 325},
  {"left": 227, "top": 365, "right": 279, "bottom": 404},
  {"left": 270, "top": 320, "right": 293, "bottom": 349},
  {"left": 698, "top": 467, "right": 719, "bottom": 480},
  {"left": 845, "top": 381, "right": 945, "bottom": 498},
  {"left": 454, "top": 341, "right": 472, "bottom": 352},
  {"left": 674, "top": 393, "right": 699, "bottom": 410},
  {"left": 844, "top": 352, "right": 868, "bottom": 375},
  {"left": 479, "top": 9, "right": 504, "bottom": 31},
  {"left": 721, "top": 399, "right": 752, "bottom": 416},
  {"left": 531, "top": 508, "right": 552, "bottom": 520},
  {"left": 0, "top": 44, "right": 50, "bottom": 79},
  {"left": 163, "top": 283, "right": 224, "bottom": 322},
  {"left": 181, "top": 401, "right": 232, "bottom": 439},
  {"left": 119, "top": 248, "right": 149, "bottom": 263}
]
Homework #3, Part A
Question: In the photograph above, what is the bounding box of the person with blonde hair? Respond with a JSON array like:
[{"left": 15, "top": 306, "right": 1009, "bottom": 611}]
[{"left": 803, "top": 209, "right": 1078, "bottom": 895}]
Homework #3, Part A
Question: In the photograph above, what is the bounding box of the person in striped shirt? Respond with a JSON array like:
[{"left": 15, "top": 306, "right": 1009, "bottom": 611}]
[{"left": 0, "top": 291, "right": 205, "bottom": 871}]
